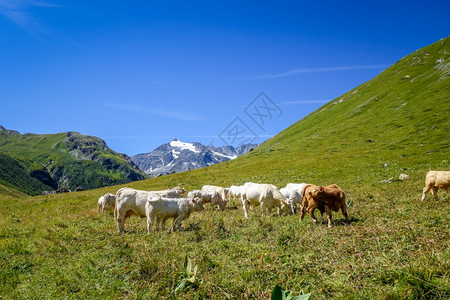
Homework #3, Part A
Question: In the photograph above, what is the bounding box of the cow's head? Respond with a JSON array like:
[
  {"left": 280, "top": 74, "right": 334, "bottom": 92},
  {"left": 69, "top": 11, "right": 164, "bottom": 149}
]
[
  {"left": 192, "top": 197, "right": 205, "bottom": 211},
  {"left": 309, "top": 185, "right": 325, "bottom": 197}
]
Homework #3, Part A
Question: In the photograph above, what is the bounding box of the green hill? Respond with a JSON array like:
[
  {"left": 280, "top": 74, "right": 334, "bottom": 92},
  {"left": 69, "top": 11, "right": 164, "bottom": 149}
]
[
  {"left": 0, "top": 38, "right": 448, "bottom": 299},
  {"left": 0, "top": 128, "right": 148, "bottom": 196},
  {"left": 126, "top": 36, "right": 449, "bottom": 190}
]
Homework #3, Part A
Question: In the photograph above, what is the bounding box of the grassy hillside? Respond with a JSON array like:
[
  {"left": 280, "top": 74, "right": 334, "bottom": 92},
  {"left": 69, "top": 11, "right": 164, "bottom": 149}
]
[
  {"left": 0, "top": 38, "right": 449, "bottom": 299},
  {"left": 0, "top": 153, "right": 55, "bottom": 196},
  {"left": 0, "top": 130, "right": 147, "bottom": 195}
]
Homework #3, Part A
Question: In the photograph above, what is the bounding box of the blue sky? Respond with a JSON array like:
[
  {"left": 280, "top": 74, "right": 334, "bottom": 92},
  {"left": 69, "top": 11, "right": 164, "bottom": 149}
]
[{"left": 0, "top": 1, "right": 449, "bottom": 155}]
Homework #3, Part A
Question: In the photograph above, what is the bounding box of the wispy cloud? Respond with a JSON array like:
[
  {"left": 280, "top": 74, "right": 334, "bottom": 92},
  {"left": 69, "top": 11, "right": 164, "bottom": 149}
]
[
  {"left": 0, "top": 0, "right": 61, "bottom": 36},
  {"left": 253, "top": 64, "right": 390, "bottom": 79},
  {"left": 104, "top": 103, "right": 202, "bottom": 122},
  {"left": 279, "top": 100, "right": 330, "bottom": 105}
]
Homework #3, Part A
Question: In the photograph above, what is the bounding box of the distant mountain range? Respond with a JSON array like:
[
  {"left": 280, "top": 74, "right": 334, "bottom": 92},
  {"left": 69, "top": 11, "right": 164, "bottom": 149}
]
[
  {"left": 132, "top": 139, "right": 258, "bottom": 176},
  {"left": 0, "top": 126, "right": 147, "bottom": 196}
]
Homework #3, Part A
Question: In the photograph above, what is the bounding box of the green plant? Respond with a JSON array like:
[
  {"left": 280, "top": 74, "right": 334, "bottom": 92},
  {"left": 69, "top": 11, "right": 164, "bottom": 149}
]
[
  {"left": 271, "top": 283, "right": 311, "bottom": 300},
  {"left": 174, "top": 256, "right": 201, "bottom": 293}
]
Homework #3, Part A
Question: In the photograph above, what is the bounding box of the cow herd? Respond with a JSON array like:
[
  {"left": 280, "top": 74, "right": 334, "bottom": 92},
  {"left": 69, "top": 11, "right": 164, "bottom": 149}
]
[{"left": 96, "top": 170, "right": 449, "bottom": 234}]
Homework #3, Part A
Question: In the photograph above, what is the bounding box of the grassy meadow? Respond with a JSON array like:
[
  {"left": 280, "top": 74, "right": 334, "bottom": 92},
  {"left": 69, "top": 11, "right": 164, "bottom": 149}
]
[
  {"left": 0, "top": 171, "right": 448, "bottom": 299},
  {"left": 1, "top": 38, "right": 449, "bottom": 299}
]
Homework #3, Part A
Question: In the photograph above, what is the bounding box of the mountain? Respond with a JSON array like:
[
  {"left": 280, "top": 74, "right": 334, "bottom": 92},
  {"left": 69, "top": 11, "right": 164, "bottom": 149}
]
[
  {"left": 131, "top": 139, "right": 258, "bottom": 176},
  {"left": 127, "top": 37, "right": 449, "bottom": 188},
  {"left": 0, "top": 127, "right": 148, "bottom": 196},
  {"left": 171, "top": 37, "right": 449, "bottom": 186}
]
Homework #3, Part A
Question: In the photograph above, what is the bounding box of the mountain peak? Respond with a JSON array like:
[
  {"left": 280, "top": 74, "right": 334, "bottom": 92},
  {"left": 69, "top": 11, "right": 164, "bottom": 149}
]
[{"left": 132, "top": 140, "right": 258, "bottom": 176}]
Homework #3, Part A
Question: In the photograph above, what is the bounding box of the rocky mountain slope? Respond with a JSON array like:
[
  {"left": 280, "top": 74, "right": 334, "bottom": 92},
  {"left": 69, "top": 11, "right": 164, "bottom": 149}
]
[
  {"left": 132, "top": 139, "right": 258, "bottom": 176},
  {"left": 0, "top": 127, "right": 147, "bottom": 195}
]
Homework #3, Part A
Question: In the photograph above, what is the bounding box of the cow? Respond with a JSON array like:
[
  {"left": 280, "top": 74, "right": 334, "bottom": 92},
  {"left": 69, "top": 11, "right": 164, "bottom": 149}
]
[
  {"left": 114, "top": 187, "right": 185, "bottom": 233},
  {"left": 151, "top": 187, "right": 186, "bottom": 198},
  {"left": 97, "top": 195, "right": 104, "bottom": 212},
  {"left": 97, "top": 193, "right": 116, "bottom": 212},
  {"left": 239, "top": 182, "right": 289, "bottom": 218},
  {"left": 145, "top": 196, "right": 205, "bottom": 233},
  {"left": 280, "top": 187, "right": 302, "bottom": 214},
  {"left": 188, "top": 189, "right": 225, "bottom": 210},
  {"left": 228, "top": 185, "right": 243, "bottom": 201},
  {"left": 421, "top": 170, "right": 450, "bottom": 201},
  {"left": 300, "top": 184, "right": 348, "bottom": 228},
  {"left": 202, "top": 185, "right": 229, "bottom": 204}
]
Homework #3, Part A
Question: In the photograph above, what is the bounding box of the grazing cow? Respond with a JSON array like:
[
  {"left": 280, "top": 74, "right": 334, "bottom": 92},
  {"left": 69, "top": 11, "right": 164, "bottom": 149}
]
[
  {"left": 300, "top": 184, "right": 348, "bottom": 228},
  {"left": 114, "top": 187, "right": 185, "bottom": 233},
  {"left": 188, "top": 189, "right": 225, "bottom": 210},
  {"left": 97, "top": 193, "right": 116, "bottom": 212},
  {"left": 151, "top": 187, "right": 186, "bottom": 198},
  {"left": 228, "top": 185, "right": 243, "bottom": 201},
  {"left": 202, "top": 185, "right": 229, "bottom": 204},
  {"left": 97, "top": 195, "right": 104, "bottom": 212},
  {"left": 145, "top": 197, "right": 205, "bottom": 233},
  {"left": 421, "top": 170, "right": 450, "bottom": 201},
  {"left": 280, "top": 187, "right": 302, "bottom": 214},
  {"left": 240, "top": 182, "right": 289, "bottom": 218}
]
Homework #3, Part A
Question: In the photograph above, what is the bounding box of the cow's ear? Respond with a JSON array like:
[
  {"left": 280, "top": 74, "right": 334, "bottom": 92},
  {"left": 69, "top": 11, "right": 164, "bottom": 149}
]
[{"left": 319, "top": 186, "right": 324, "bottom": 192}]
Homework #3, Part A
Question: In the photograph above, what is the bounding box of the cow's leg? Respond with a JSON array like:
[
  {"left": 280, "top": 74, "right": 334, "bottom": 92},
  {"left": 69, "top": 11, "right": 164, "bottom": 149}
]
[
  {"left": 176, "top": 217, "right": 183, "bottom": 231},
  {"left": 116, "top": 208, "right": 126, "bottom": 233},
  {"left": 146, "top": 213, "right": 151, "bottom": 234},
  {"left": 431, "top": 187, "right": 439, "bottom": 200},
  {"left": 309, "top": 208, "right": 318, "bottom": 224},
  {"left": 159, "top": 216, "right": 166, "bottom": 231},
  {"left": 341, "top": 203, "right": 349, "bottom": 224},
  {"left": 325, "top": 206, "right": 333, "bottom": 228},
  {"left": 242, "top": 197, "right": 249, "bottom": 219},
  {"left": 300, "top": 206, "right": 307, "bottom": 222},
  {"left": 421, "top": 186, "right": 430, "bottom": 201}
]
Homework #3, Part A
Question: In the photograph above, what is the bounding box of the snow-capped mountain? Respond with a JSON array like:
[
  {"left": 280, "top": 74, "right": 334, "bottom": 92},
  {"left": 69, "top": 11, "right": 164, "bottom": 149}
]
[{"left": 132, "top": 139, "right": 258, "bottom": 176}]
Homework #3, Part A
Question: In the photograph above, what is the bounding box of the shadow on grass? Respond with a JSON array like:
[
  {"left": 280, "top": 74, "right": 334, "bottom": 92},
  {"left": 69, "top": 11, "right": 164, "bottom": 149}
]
[{"left": 313, "top": 216, "right": 363, "bottom": 226}]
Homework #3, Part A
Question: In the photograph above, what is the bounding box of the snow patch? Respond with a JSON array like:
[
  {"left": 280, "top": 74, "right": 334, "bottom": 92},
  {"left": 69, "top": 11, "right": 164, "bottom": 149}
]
[
  {"left": 212, "top": 151, "right": 237, "bottom": 160},
  {"left": 170, "top": 140, "right": 200, "bottom": 153},
  {"left": 172, "top": 149, "right": 180, "bottom": 159}
]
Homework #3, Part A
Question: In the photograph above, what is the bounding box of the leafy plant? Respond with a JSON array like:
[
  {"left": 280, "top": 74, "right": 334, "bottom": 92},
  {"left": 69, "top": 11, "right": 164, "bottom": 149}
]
[
  {"left": 271, "top": 283, "right": 311, "bottom": 300},
  {"left": 174, "top": 256, "right": 201, "bottom": 293}
]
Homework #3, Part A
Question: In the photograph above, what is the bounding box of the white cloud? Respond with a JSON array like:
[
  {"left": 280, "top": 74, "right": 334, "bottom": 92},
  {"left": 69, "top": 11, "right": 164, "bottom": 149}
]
[
  {"left": 0, "top": 0, "right": 60, "bottom": 35},
  {"left": 279, "top": 100, "right": 330, "bottom": 105},
  {"left": 253, "top": 64, "right": 390, "bottom": 79},
  {"left": 104, "top": 103, "right": 202, "bottom": 122}
]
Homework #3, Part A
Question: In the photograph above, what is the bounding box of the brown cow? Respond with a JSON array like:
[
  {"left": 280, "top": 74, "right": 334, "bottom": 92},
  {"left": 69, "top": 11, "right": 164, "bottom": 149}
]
[{"left": 300, "top": 184, "right": 349, "bottom": 228}]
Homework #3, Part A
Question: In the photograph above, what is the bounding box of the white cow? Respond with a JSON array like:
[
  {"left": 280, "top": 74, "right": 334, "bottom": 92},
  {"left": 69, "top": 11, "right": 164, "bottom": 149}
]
[
  {"left": 151, "top": 187, "right": 186, "bottom": 198},
  {"left": 201, "top": 185, "right": 228, "bottom": 209},
  {"left": 145, "top": 197, "right": 205, "bottom": 233},
  {"left": 97, "top": 195, "right": 105, "bottom": 212},
  {"left": 421, "top": 170, "right": 450, "bottom": 200},
  {"left": 188, "top": 189, "right": 224, "bottom": 210},
  {"left": 282, "top": 183, "right": 308, "bottom": 214},
  {"left": 228, "top": 185, "right": 243, "bottom": 202},
  {"left": 202, "top": 185, "right": 228, "bottom": 201},
  {"left": 97, "top": 193, "right": 116, "bottom": 212},
  {"left": 114, "top": 187, "right": 185, "bottom": 233},
  {"left": 239, "top": 182, "right": 289, "bottom": 218},
  {"left": 280, "top": 188, "right": 302, "bottom": 215}
]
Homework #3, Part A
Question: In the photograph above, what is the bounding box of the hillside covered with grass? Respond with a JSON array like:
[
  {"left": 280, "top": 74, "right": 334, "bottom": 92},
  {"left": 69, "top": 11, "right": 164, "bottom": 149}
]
[
  {"left": 0, "top": 38, "right": 449, "bottom": 299},
  {"left": 0, "top": 129, "right": 147, "bottom": 195}
]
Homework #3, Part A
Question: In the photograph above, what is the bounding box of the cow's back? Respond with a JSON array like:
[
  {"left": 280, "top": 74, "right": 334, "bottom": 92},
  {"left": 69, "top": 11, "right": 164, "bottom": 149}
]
[{"left": 426, "top": 170, "right": 450, "bottom": 188}]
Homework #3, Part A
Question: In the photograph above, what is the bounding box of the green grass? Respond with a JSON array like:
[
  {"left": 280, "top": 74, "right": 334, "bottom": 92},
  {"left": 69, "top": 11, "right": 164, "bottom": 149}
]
[{"left": 0, "top": 38, "right": 449, "bottom": 299}]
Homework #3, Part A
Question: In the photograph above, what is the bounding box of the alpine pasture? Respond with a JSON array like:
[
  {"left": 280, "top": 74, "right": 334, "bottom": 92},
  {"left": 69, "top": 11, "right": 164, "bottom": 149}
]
[{"left": 0, "top": 38, "right": 449, "bottom": 299}]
